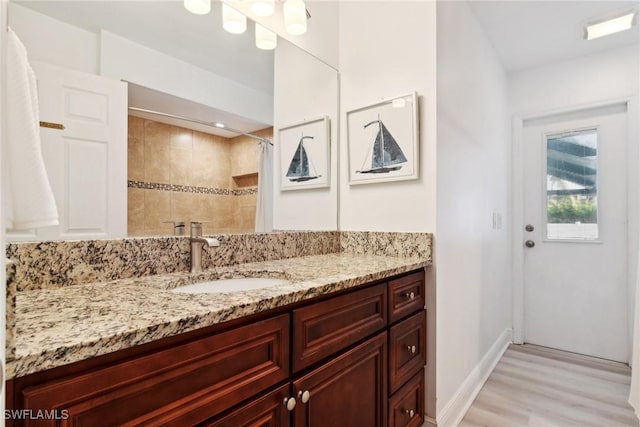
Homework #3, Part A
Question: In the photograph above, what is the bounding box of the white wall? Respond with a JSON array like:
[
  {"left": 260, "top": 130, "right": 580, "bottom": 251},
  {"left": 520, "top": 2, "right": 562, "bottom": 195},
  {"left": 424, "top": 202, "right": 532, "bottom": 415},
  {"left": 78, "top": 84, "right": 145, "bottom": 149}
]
[
  {"left": 273, "top": 39, "right": 339, "bottom": 230},
  {"left": 436, "top": 1, "right": 512, "bottom": 424},
  {"left": 8, "top": 3, "right": 99, "bottom": 74},
  {"left": 100, "top": 31, "right": 273, "bottom": 125},
  {"left": 338, "top": 1, "right": 437, "bottom": 232},
  {"left": 509, "top": 45, "right": 639, "bottom": 115}
]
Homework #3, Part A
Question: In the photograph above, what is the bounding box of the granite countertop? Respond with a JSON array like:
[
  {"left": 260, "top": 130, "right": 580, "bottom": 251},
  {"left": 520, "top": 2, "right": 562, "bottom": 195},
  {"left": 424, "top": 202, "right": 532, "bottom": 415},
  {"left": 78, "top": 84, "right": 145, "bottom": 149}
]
[{"left": 8, "top": 253, "right": 430, "bottom": 379}]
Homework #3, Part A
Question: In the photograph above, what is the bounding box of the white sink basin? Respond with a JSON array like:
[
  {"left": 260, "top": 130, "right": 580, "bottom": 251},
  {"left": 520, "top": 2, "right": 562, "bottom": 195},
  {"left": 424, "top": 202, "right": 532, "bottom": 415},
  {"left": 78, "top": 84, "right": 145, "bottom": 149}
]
[{"left": 172, "top": 277, "right": 289, "bottom": 294}]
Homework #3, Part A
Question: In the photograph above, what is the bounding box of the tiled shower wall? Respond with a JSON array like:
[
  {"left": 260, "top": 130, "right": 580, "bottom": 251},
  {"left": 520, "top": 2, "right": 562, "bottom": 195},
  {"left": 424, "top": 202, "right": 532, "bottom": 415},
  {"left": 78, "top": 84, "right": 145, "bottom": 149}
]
[{"left": 127, "top": 116, "right": 272, "bottom": 236}]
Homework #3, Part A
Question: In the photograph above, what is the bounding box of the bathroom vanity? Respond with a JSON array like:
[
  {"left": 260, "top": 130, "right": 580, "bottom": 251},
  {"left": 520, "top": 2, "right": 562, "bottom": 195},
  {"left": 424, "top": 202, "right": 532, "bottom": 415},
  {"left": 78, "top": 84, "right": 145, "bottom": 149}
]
[{"left": 5, "top": 232, "right": 432, "bottom": 426}]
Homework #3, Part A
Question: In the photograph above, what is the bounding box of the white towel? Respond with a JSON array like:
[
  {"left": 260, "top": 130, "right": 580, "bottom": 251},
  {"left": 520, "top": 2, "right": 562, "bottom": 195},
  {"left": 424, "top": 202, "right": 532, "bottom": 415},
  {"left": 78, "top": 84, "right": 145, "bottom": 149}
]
[{"left": 5, "top": 28, "right": 58, "bottom": 230}]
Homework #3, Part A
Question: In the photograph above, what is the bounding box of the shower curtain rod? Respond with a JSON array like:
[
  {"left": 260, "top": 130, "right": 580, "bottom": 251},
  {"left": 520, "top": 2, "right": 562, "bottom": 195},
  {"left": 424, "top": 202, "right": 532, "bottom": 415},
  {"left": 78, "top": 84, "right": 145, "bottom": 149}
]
[{"left": 127, "top": 107, "right": 273, "bottom": 146}]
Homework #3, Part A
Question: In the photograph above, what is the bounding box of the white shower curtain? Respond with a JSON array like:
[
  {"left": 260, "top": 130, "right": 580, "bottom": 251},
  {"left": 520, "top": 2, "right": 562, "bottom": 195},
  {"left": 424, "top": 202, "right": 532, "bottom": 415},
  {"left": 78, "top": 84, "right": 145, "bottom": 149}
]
[{"left": 255, "top": 140, "right": 273, "bottom": 233}]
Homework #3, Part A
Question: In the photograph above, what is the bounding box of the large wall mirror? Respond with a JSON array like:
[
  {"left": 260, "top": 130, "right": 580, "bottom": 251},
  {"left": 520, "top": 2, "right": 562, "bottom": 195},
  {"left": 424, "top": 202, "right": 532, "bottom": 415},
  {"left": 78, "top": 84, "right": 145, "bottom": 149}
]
[{"left": 7, "top": 0, "right": 338, "bottom": 241}]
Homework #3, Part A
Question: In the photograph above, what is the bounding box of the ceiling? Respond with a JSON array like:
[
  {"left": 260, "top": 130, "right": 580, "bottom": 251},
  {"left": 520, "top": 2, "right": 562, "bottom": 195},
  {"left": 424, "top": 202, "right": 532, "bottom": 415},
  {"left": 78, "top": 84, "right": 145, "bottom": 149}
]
[{"left": 468, "top": 0, "right": 640, "bottom": 73}]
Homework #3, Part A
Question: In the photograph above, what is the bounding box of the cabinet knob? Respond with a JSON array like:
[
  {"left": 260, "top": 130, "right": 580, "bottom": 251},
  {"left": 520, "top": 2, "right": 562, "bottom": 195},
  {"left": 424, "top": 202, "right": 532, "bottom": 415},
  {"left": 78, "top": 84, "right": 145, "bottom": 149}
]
[
  {"left": 405, "top": 291, "right": 416, "bottom": 300},
  {"left": 298, "top": 389, "right": 311, "bottom": 403},
  {"left": 405, "top": 409, "right": 416, "bottom": 418},
  {"left": 283, "top": 397, "right": 296, "bottom": 411},
  {"left": 407, "top": 345, "right": 417, "bottom": 354}
]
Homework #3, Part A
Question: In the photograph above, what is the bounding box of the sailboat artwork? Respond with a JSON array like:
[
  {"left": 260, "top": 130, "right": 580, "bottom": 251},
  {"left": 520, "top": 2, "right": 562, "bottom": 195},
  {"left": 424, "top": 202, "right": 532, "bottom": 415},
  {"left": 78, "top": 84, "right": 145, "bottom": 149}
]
[
  {"left": 356, "top": 116, "right": 407, "bottom": 174},
  {"left": 347, "top": 92, "right": 418, "bottom": 185},
  {"left": 286, "top": 134, "right": 321, "bottom": 182}
]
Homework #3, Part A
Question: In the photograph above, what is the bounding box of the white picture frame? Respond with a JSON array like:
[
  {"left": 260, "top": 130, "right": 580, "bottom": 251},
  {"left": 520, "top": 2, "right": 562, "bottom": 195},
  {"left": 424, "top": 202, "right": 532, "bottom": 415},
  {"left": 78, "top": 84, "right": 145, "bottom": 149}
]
[
  {"left": 346, "top": 92, "right": 419, "bottom": 185},
  {"left": 279, "top": 116, "right": 331, "bottom": 191}
]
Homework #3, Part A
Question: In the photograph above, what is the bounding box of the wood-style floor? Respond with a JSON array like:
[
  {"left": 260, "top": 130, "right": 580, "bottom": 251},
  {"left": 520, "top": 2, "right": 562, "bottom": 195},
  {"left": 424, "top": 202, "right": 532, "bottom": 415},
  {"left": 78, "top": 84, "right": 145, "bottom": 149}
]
[{"left": 459, "top": 344, "right": 639, "bottom": 427}]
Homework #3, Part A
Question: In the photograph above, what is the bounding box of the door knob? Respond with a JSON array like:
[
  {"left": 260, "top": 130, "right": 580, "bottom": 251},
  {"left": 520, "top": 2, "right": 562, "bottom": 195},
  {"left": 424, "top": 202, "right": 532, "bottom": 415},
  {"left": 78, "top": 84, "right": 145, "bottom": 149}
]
[
  {"left": 525, "top": 240, "right": 535, "bottom": 248},
  {"left": 525, "top": 224, "right": 534, "bottom": 232}
]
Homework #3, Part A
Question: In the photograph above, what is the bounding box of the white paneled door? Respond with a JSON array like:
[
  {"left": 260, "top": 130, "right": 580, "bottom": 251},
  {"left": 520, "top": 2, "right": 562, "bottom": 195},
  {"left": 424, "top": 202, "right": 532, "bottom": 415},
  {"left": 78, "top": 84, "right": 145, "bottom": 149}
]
[
  {"left": 522, "top": 103, "right": 629, "bottom": 362},
  {"left": 8, "top": 62, "right": 127, "bottom": 241}
]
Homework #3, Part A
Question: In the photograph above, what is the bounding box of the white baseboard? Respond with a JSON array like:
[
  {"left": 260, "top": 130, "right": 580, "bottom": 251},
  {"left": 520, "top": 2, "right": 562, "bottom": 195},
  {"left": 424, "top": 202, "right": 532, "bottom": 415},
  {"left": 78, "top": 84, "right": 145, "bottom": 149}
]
[{"left": 437, "top": 328, "right": 512, "bottom": 427}]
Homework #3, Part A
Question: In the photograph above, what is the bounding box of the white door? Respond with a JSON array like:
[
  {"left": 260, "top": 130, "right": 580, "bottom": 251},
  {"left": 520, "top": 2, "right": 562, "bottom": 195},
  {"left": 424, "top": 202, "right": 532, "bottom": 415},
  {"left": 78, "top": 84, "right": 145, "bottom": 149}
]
[
  {"left": 7, "top": 62, "right": 127, "bottom": 241},
  {"left": 522, "top": 103, "right": 629, "bottom": 362}
]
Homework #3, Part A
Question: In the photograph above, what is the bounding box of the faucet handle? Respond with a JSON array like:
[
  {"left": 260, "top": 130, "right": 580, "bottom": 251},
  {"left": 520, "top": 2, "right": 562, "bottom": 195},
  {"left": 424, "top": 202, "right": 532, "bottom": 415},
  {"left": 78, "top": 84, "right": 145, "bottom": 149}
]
[
  {"left": 164, "top": 221, "right": 185, "bottom": 236},
  {"left": 190, "top": 221, "right": 203, "bottom": 238}
]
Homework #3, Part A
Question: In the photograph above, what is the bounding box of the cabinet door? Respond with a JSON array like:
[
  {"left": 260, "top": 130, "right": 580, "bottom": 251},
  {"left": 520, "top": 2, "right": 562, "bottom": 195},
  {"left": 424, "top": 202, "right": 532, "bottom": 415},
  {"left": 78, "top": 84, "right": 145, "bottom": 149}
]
[
  {"left": 203, "top": 384, "right": 291, "bottom": 427},
  {"left": 292, "top": 332, "right": 387, "bottom": 427}
]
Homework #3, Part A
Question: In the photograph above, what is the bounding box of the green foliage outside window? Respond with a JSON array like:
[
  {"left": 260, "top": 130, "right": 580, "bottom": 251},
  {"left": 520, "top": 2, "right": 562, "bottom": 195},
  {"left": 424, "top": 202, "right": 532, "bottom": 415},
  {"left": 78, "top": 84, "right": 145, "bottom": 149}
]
[{"left": 547, "top": 196, "right": 597, "bottom": 224}]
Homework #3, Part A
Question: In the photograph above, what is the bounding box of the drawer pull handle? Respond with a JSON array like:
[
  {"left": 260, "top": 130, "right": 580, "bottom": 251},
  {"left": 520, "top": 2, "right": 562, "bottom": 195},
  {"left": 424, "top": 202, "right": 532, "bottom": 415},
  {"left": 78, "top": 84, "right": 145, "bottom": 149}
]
[
  {"left": 404, "top": 291, "right": 416, "bottom": 300},
  {"left": 407, "top": 345, "right": 417, "bottom": 354},
  {"left": 283, "top": 397, "right": 297, "bottom": 411},
  {"left": 405, "top": 409, "right": 416, "bottom": 418},
  {"left": 298, "top": 389, "right": 311, "bottom": 403}
]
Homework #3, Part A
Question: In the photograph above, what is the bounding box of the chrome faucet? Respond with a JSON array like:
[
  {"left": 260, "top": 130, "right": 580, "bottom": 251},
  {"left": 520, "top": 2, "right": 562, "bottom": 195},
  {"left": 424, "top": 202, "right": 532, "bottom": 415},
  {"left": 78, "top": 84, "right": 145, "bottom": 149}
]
[{"left": 190, "top": 222, "right": 220, "bottom": 273}]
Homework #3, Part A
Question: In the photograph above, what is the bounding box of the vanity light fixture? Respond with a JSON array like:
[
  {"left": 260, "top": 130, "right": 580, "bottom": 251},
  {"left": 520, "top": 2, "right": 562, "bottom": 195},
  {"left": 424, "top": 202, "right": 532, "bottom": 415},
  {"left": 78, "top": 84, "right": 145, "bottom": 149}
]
[
  {"left": 251, "top": 0, "right": 275, "bottom": 17},
  {"left": 283, "top": 0, "right": 307, "bottom": 35},
  {"left": 255, "top": 22, "right": 277, "bottom": 50},
  {"left": 585, "top": 10, "right": 637, "bottom": 40},
  {"left": 184, "top": 0, "right": 211, "bottom": 15},
  {"left": 222, "top": 3, "right": 247, "bottom": 34}
]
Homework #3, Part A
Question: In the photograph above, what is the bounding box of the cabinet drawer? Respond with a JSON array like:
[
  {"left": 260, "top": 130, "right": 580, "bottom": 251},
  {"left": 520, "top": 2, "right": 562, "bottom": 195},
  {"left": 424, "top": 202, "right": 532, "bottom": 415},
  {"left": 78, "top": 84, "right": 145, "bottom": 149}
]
[
  {"left": 389, "top": 311, "right": 426, "bottom": 394},
  {"left": 293, "top": 283, "right": 387, "bottom": 372},
  {"left": 388, "top": 271, "right": 425, "bottom": 324},
  {"left": 388, "top": 370, "right": 425, "bottom": 427},
  {"left": 21, "top": 314, "right": 290, "bottom": 427},
  {"left": 203, "top": 384, "right": 291, "bottom": 427}
]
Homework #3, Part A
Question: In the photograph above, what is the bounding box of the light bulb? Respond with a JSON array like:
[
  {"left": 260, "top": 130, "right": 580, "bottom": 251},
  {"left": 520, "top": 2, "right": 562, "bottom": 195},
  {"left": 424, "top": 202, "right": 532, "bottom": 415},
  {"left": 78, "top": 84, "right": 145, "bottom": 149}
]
[
  {"left": 222, "top": 4, "right": 247, "bottom": 34},
  {"left": 184, "top": 0, "right": 211, "bottom": 15},
  {"left": 255, "top": 23, "right": 277, "bottom": 50},
  {"left": 284, "top": 0, "right": 307, "bottom": 35},
  {"left": 251, "top": 0, "right": 275, "bottom": 17}
]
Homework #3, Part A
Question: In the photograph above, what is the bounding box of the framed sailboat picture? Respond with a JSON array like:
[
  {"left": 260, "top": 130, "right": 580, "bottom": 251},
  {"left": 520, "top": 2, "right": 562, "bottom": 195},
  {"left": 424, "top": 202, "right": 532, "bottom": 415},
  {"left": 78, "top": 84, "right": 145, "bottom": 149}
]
[
  {"left": 346, "top": 92, "right": 419, "bottom": 185},
  {"left": 279, "top": 116, "right": 330, "bottom": 191}
]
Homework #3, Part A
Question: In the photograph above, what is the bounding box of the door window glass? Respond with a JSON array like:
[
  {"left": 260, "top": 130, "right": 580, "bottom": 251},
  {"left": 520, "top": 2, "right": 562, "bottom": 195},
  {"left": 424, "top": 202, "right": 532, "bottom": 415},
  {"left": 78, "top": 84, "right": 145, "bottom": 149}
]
[{"left": 546, "top": 129, "right": 598, "bottom": 240}]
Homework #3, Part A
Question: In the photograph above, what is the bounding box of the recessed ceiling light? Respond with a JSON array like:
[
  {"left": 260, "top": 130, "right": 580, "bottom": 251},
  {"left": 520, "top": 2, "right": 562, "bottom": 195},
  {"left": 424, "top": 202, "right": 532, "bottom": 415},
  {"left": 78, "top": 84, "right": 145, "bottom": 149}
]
[
  {"left": 215, "top": 122, "right": 225, "bottom": 128},
  {"left": 585, "top": 10, "right": 637, "bottom": 41}
]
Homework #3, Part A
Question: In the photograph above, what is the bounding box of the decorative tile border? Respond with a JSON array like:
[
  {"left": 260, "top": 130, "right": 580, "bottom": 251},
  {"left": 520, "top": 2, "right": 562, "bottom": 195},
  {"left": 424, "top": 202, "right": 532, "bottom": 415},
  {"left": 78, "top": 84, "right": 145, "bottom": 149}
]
[{"left": 128, "top": 180, "right": 258, "bottom": 196}]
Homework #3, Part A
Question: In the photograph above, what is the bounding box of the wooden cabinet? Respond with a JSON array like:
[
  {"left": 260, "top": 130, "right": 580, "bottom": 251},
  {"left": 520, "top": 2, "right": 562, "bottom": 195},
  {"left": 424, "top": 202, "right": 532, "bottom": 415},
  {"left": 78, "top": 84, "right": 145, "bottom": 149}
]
[
  {"left": 293, "top": 333, "right": 387, "bottom": 427},
  {"left": 389, "top": 311, "right": 426, "bottom": 394},
  {"left": 388, "top": 372, "right": 425, "bottom": 427},
  {"left": 387, "top": 272, "right": 427, "bottom": 425},
  {"left": 8, "top": 269, "right": 427, "bottom": 427},
  {"left": 19, "top": 314, "right": 290, "bottom": 427},
  {"left": 292, "top": 283, "right": 387, "bottom": 372},
  {"left": 203, "top": 384, "right": 291, "bottom": 427},
  {"left": 388, "top": 271, "right": 425, "bottom": 324}
]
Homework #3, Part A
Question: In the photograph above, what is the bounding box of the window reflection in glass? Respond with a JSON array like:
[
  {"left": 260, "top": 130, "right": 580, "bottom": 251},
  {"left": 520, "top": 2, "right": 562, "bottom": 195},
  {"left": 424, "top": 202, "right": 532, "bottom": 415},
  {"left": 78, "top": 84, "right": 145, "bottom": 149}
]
[{"left": 546, "top": 129, "right": 598, "bottom": 240}]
